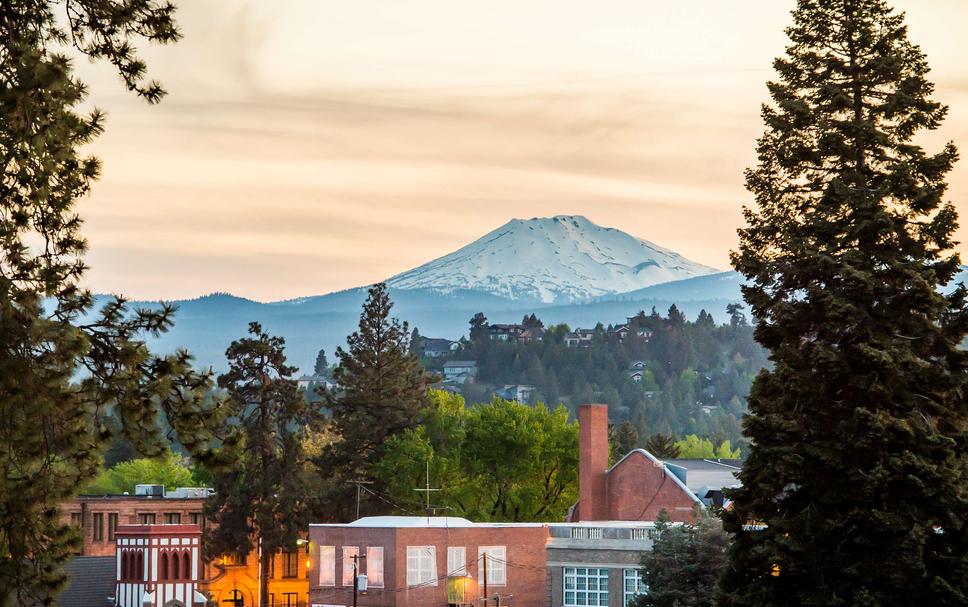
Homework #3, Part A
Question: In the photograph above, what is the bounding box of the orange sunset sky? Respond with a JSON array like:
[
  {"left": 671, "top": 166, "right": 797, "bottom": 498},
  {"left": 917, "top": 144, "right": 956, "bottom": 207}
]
[{"left": 74, "top": 0, "right": 968, "bottom": 301}]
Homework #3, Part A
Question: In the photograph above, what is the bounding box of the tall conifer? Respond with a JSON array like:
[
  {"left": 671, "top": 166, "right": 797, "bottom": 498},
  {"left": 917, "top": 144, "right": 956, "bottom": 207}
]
[
  {"left": 204, "top": 323, "right": 321, "bottom": 607},
  {"left": 0, "top": 3, "right": 223, "bottom": 604},
  {"left": 721, "top": 1, "right": 968, "bottom": 605},
  {"left": 316, "top": 283, "right": 437, "bottom": 519}
]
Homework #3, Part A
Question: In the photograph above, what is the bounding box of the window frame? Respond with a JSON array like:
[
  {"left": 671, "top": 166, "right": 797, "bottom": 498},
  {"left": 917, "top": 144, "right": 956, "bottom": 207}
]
[
  {"left": 93, "top": 512, "right": 104, "bottom": 541},
  {"left": 563, "top": 567, "right": 609, "bottom": 607},
  {"left": 478, "top": 546, "right": 507, "bottom": 587},
  {"left": 108, "top": 513, "right": 119, "bottom": 541},
  {"left": 623, "top": 568, "right": 647, "bottom": 606},
  {"left": 342, "top": 546, "right": 359, "bottom": 586},
  {"left": 406, "top": 546, "right": 438, "bottom": 587},
  {"left": 447, "top": 546, "right": 466, "bottom": 576},
  {"left": 366, "top": 546, "right": 385, "bottom": 588},
  {"left": 318, "top": 545, "right": 336, "bottom": 587}
]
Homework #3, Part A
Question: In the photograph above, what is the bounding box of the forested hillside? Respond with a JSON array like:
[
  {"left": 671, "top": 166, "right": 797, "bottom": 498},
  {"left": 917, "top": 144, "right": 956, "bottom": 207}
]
[{"left": 425, "top": 304, "right": 768, "bottom": 448}]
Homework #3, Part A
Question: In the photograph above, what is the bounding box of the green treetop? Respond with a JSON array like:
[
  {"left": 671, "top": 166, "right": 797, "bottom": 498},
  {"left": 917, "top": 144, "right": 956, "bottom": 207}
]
[{"left": 721, "top": 1, "right": 968, "bottom": 605}]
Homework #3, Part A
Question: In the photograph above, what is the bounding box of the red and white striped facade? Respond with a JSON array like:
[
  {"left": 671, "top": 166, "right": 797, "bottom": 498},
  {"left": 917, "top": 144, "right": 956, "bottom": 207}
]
[{"left": 115, "top": 524, "right": 205, "bottom": 607}]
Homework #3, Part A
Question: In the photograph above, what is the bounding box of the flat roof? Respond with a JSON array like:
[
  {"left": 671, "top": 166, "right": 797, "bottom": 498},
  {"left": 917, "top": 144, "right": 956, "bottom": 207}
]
[{"left": 310, "top": 516, "right": 545, "bottom": 528}]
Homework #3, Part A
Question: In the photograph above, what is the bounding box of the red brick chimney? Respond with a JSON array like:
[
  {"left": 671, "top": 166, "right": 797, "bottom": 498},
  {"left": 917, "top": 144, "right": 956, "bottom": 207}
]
[{"left": 577, "top": 403, "right": 609, "bottom": 521}]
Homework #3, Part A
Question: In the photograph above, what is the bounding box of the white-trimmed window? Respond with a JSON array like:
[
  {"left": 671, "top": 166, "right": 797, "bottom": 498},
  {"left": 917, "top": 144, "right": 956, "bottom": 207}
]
[
  {"left": 478, "top": 546, "right": 506, "bottom": 586},
  {"left": 564, "top": 567, "right": 609, "bottom": 607},
  {"left": 623, "top": 568, "right": 647, "bottom": 605},
  {"left": 366, "top": 547, "right": 384, "bottom": 588},
  {"left": 447, "top": 546, "right": 466, "bottom": 576},
  {"left": 318, "top": 546, "right": 335, "bottom": 587},
  {"left": 406, "top": 546, "right": 437, "bottom": 587},
  {"left": 342, "top": 546, "right": 359, "bottom": 586}
]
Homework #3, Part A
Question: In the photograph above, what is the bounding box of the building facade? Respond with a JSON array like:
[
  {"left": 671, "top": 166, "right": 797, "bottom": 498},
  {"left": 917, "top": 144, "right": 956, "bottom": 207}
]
[
  {"left": 308, "top": 517, "right": 547, "bottom": 607},
  {"left": 114, "top": 523, "right": 206, "bottom": 607},
  {"left": 62, "top": 486, "right": 310, "bottom": 606}
]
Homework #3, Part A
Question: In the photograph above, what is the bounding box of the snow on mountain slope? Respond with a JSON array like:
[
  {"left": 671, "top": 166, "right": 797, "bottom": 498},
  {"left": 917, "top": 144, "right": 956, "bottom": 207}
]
[{"left": 386, "top": 215, "right": 719, "bottom": 303}]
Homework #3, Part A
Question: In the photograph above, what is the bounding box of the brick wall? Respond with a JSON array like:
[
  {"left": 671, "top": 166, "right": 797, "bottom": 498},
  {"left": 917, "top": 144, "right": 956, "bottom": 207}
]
[
  {"left": 62, "top": 496, "right": 206, "bottom": 557},
  {"left": 606, "top": 452, "right": 697, "bottom": 523},
  {"left": 309, "top": 524, "right": 547, "bottom": 607}
]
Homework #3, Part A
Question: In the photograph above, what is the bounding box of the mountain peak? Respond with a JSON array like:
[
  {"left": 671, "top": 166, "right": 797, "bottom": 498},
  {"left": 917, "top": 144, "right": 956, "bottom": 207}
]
[{"left": 386, "top": 216, "right": 719, "bottom": 304}]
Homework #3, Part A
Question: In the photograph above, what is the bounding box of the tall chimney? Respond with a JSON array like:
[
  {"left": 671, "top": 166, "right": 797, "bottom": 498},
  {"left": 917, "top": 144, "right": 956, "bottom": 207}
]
[{"left": 577, "top": 403, "right": 609, "bottom": 521}]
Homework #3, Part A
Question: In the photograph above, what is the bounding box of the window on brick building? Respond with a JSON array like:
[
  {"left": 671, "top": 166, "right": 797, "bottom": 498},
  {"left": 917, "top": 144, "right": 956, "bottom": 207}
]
[
  {"left": 164, "top": 512, "right": 181, "bottom": 524},
  {"left": 406, "top": 546, "right": 437, "bottom": 587},
  {"left": 478, "top": 546, "right": 506, "bottom": 586},
  {"left": 138, "top": 513, "right": 156, "bottom": 524},
  {"left": 93, "top": 513, "right": 104, "bottom": 541},
  {"left": 564, "top": 567, "right": 609, "bottom": 607},
  {"left": 447, "top": 546, "right": 466, "bottom": 576},
  {"left": 282, "top": 593, "right": 299, "bottom": 607},
  {"left": 366, "top": 546, "right": 384, "bottom": 588},
  {"left": 108, "top": 513, "right": 119, "bottom": 541},
  {"left": 70, "top": 512, "right": 82, "bottom": 528},
  {"left": 623, "top": 568, "right": 647, "bottom": 605},
  {"left": 282, "top": 549, "right": 299, "bottom": 579},
  {"left": 342, "top": 546, "right": 359, "bottom": 586},
  {"left": 318, "top": 545, "right": 336, "bottom": 586}
]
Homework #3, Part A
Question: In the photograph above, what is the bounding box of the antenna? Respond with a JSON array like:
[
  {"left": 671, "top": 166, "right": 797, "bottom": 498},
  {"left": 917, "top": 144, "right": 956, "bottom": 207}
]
[{"left": 413, "top": 459, "right": 445, "bottom": 519}]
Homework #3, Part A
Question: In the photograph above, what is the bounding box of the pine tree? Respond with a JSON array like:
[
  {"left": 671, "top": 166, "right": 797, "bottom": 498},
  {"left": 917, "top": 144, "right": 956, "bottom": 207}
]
[
  {"left": 609, "top": 421, "right": 639, "bottom": 463},
  {"left": 644, "top": 433, "right": 680, "bottom": 459},
  {"left": 318, "top": 283, "right": 437, "bottom": 519},
  {"left": 204, "top": 323, "right": 322, "bottom": 607},
  {"left": 0, "top": 3, "right": 223, "bottom": 604},
  {"left": 721, "top": 1, "right": 968, "bottom": 605},
  {"left": 314, "top": 348, "right": 329, "bottom": 377},
  {"left": 469, "top": 312, "right": 489, "bottom": 341}
]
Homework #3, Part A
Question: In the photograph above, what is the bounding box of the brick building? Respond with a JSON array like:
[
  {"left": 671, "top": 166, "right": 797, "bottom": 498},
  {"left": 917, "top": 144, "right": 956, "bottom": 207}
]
[
  {"left": 61, "top": 485, "right": 310, "bottom": 606},
  {"left": 61, "top": 486, "right": 209, "bottom": 557},
  {"left": 308, "top": 517, "right": 547, "bottom": 607},
  {"left": 567, "top": 404, "right": 700, "bottom": 524}
]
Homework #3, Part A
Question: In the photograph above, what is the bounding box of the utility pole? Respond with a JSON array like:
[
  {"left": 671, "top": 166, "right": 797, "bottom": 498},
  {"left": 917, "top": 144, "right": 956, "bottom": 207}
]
[
  {"left": 482, "top": 552, "right": 488, "bottom": 606},
  {"left": 351, "top": 553, "right": 367, "bottom": 607},
  {"left": 347, "top": 479, "right": 373, "bottom": 520}
]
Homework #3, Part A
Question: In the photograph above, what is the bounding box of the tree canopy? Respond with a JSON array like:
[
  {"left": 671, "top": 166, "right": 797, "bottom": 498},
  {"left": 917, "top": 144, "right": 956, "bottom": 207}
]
[
  {"left": 372, "top": 390, "right": 579, "bottom": 522},
  {"left": 721, "top": 1, "right": 968, "bottom": 605},
  {"left": 0, "top": 2, "right": 223, "bottom": 603}
]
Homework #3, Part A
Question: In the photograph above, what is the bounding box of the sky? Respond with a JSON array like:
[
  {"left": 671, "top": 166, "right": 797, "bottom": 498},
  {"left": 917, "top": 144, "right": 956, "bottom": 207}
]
[{"left": 74, "top": 0, "right": 968, "bottom": 301}]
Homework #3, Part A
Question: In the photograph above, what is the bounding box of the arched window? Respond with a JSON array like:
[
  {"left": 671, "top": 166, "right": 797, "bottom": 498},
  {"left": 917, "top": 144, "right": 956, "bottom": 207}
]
[
  {"left": 160, "top": 551, "right": 170, "bottom": 580},
  {"left": 136, "top": 550, "right": 144, "bottom": 581},
  {"left": 182, "top": 550, "right": 191, "bottom": 580},
  {"left": 170, "top": 551, "right": 179, "bottom": 580}
]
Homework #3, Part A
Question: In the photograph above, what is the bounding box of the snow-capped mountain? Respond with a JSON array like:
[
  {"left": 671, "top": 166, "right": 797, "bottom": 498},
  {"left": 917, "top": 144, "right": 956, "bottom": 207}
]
[{"left": 386, "top": 215, "right": 719, "bottom": 303}]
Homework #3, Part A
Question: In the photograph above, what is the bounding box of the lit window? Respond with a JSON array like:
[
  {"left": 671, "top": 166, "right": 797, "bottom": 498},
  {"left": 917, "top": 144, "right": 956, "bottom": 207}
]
[
  {"left": 447, "top": 546, "right": 466, "bottom": 576},
  {"left": 342, "top": 546, "right": 359, "bottom": 586},
  {"left": 282, "top": 550, "right": 299, "bottom": 579},
  {"left": 478, "top": 546, "right": 506, "bottom": 586},
  {"left": 366, "top": 547, "right": 384, "bottom": 588},
  {"left": 406, "top": 546, "right": 437, "bottom": 587},
  {"left": 318, "top": 546, "right": 336, "bottom": 586},
  {"left": 623, "top": 569, "right": 647, "bottom": 605},
  {"left": 564, "top": 567, "right": 609, "bottom": 607}
]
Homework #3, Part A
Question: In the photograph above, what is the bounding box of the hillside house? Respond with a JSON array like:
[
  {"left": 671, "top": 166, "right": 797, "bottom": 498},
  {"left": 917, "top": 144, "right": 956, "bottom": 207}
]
[
  {"left": 496, "top": 384, "right": 535, "bottom": 403},
  {"left": 418, "top": 337, "right": 459, "bottom": 358},
  {"left": 608, "top": 325, "right": 631, "bottom": 342},
  {"left": 442, "top": 360, "right": 477, "bottom": 384},
  {"left": 564, "top": 328, "right": 596, "bottom": 347},
  {"left": 487, "top": 324, "right": 544, "bottom": 344}
]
